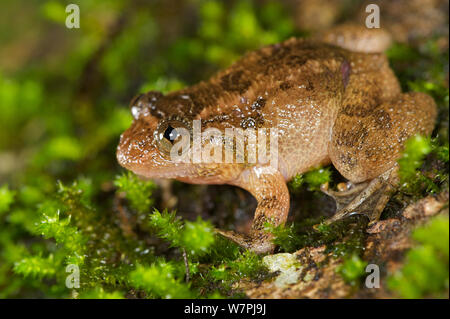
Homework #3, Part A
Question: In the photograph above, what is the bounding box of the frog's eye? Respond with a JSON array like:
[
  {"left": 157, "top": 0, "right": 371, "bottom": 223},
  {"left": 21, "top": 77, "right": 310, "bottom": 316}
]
[
  {"left": 163, "top": 125, "right": 180, "bottom": 143},
  {"left": 155, "top": 120, "right": 191, "bottom": 155}
]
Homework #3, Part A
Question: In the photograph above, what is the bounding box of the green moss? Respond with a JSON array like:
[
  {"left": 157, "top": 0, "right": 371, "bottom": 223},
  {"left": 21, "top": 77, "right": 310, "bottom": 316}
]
[
  {"left": 388, "top": 216, "right": 449, "bottom": 298},
  {"left": 149, "top": 209, "right": 215, "bottom": 257},
  {"left": 398, "top": 135, "right": 432, "bottom": 185},
  {"left": 204, "top": 250, "right": 269, "bottom": 296},
  {"left": 181, "top": 219, "right": 216, "bottom": 256},
  {"left": 0, "top": 184, "right": 15, "bottom": 215},
  {"left": 14, "top": 254, "right": 58, "bottom": 279},
  {"left": 114, "top": 172, "right": 156, "bottom": 213},
  {"left": 129, "top": 262, "right": 194, "bottom": 299},
  {"left": 264, "top": 222, "right": 303, "bottom": 252},
  {"left": 433, "top": 144, "right": 449, "bottom": 163},
  {"left": 289, "top": 174, "right": 304, "bottom": 192},
  {"left": 208, "top": 250, "right": 267, "bottom": 283},
  {"left": 336, "top": 254, "right": 368, "bottom": 286},
  {"left": 304, "top": 168, "right": 332, "bottom": 191},
  {"left": 226, "top": 250, "right": 268, "bottom": 280},
  {"left": 149, "top": 209, "right": 184, "bottom": 245},
  {"left": 289, "top": 167, "right": 332, "bottom": 192},
  {"left": 266, "top": 216, "right": 366, "bottom": 259},
  {"left": 397, "top": 134, "right": 449, "bottom": 196},
  {"left": 78, "top": 287, "right": 124, "bottom": 299},
  {"left": 35, "top": 208, "right": 87, "bottom": 264}
]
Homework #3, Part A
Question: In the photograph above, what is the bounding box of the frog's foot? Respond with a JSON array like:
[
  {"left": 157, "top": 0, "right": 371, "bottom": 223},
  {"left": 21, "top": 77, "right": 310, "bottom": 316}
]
[
  {"left": 323, "top": 167, "right": 397, "bottom": 226},
  {"left": 320, "top": 180, "right": 369, "bottom": 211},
  {"left": 216, "top": 229, "right": 275, "bottom": 254}
]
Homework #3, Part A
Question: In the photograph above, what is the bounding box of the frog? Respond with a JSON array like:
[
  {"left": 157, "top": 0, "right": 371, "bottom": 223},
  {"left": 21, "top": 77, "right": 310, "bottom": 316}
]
[{"left": 116, "top": 26, "right": 437, "bottom": 254}]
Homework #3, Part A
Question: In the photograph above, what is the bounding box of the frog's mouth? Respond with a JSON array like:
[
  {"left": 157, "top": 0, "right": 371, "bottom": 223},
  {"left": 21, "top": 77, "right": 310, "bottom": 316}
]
[
  {"left": 127, "top": 164, "right": 195, "bottom": 180},
  {"left": 117, "top": 150, "right": 192, "bottom": 178},
  {"left": 117, "top": 150, "right": 231, "bottom": 184}
]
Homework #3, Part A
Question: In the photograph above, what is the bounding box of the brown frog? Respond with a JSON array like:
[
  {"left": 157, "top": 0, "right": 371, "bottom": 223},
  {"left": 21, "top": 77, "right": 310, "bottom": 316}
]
[{"left": 116, "top": 26, "right": 437, "bottom": 254}]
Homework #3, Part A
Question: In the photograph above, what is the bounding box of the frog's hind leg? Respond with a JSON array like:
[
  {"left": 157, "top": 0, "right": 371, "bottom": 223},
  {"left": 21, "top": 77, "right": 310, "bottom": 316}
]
[
  {"left": 327, "top": 91, "right": 437, "bottom": 225},
  {"left": 322, "top": 167, "right": 397, "bottom": 225}
]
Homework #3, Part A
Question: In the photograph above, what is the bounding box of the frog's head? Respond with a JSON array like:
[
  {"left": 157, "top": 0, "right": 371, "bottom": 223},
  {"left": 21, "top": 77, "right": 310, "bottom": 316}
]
[{"left": 116, "top": 91, "right": 195, "bottom": 179}]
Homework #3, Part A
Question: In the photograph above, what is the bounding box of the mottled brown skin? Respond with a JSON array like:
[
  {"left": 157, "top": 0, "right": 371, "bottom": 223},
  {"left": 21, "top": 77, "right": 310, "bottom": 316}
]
[{"left": 117, "top": 28, "right": 437, "bottom": 254}]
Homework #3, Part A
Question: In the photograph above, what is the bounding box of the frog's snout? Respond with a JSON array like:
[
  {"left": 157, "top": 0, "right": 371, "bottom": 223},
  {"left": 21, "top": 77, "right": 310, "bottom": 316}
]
[
  {"left": 116, "top": 132, "right": 132, "bottom": 168},
  {"left": 116, "top": 120, "right": 154, "bottom": 169}
]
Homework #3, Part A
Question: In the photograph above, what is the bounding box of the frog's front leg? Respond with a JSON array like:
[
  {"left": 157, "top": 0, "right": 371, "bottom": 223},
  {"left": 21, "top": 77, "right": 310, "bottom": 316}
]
[{"left": 217, "top": 166, "right": 290, "bottom": 254}]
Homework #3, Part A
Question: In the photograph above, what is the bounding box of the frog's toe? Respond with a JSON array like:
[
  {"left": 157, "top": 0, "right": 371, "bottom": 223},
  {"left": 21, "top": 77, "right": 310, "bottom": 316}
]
[
  {"left": 323, "top": 167, "right": 397, "bottom": 226},
  {"left": 216, "top": 229, "right": 275, "bottom": 254},
  {"left": 324, "top": 207, "right": 363, "bottom": 225},
  {"left": 320, "top": 181, "right": 369, "bottom": 212}
]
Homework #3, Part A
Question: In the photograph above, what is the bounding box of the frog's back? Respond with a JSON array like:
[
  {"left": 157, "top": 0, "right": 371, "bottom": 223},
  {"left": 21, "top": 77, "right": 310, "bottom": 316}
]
[
  {"left": 158, "top": 38, "right": 395, "bottom": 179},
  {"left": 162, "top": 38, "right": 352, "bottom": 121},
  {"left": 183, "top": 39, "right": 355, "bottom": 177},
  {"left": 161, "top": 37, "right": 386, "bottom": 122}
]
